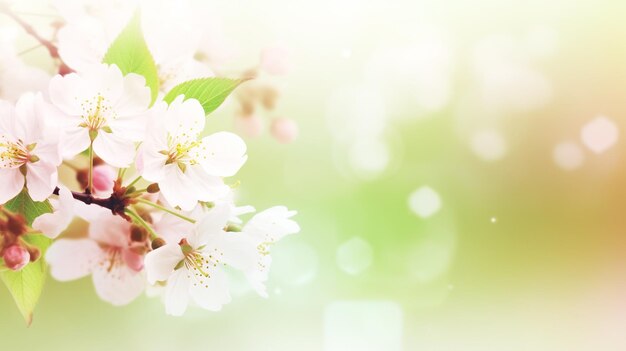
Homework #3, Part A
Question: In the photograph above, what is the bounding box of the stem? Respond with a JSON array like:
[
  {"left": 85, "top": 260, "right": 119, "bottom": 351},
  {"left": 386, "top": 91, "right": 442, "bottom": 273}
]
[
  {"left": 52, "top": 187, "right": 117, "bottom": 211},
  {"left": 0, "top": 4, "right": 73, "bottom": 74},
  {"left": 126, "top": 176, "right": 141, "bottom": 188},
  {"left": 137, "top": 198, "right": 196, "bottom": 224},
  {"left": 126, "top": 209, "right": 158, "bottom": 240},
  {"left": 87, "top": 142, "right": 94, "bottom": 194}
]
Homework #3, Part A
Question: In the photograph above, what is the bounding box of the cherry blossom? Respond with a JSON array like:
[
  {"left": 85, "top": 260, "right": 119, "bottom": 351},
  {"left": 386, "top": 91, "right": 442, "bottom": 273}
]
[
  {"left": 144, "top": 204, "right": 257, "bottom": 315},
  {"left": 139, "top": 96, "right": 247, "bottom": 211},
  {"left": 46, "top": 213, "right": 146, "bottom": 306},
  {"left": 241, "top": 206, "right": 300, "bottom": 297},
  {"left": 49, "top": 63, "right": 151, "bottom": 167},
  {"left": 0, "top": 92, "right": 62, "bottom": 203}
]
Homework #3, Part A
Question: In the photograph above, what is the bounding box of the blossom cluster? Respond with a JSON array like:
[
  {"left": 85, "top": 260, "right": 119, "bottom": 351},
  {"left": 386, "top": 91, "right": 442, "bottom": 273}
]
[{"left": 0, "top": 0, "right": 299, "bottom": 318}]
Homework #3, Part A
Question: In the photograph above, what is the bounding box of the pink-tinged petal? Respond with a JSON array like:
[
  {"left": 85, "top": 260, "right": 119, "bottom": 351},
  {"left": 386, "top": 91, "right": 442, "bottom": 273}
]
[
  {"left": 73, "top": 200, "right": 112, "bottom": 222},
  {"left": 243, "top": 206, "right": 300, "bottom": 243},
  {"left": 26, "top": 161, "right": 58, "bottom": 201},
  {"left": 13, "top": 92, "right": 41, "bottom": 142},
  {"left": 158, "top": 164, "right": 199, "bottom": 211},
  {"left": 122, "top": 249, "right": 144, "bottom": 272},
  {"left": 164, "top": 269, "right": 190, "bottom": 316},
  {"left": 0, "top": 168, "right": 24, "bottom": 204},
  {"left": 0, "top": 100, "right": 16, "bottom": 136},
  {"left": 164, "top": 96, "right": 205, "bottom": 140},
  {"left": 48, "top": 73, "right": 92, "bottom": 116},
  {"left": 144, "top": 243, "right": 184, "bottom": 284},
  {"left": 92, "top": 131, "right": 136, "bottom": 168},
  {"left": 189, "top": 267, "right": 231, "bottom": 311},
  {"left": 60, "top": 127, "right": 91, "bottom": 159},
  {"left": 89, "top": 214, "right": 130, "bottom": 247},
  {"left": 92, "top": 263, "right": 145, "bottom": 306},
  {"left": 46, "top": 239, "right": 101, "bottom": 281},
  {"left": 196, "top": 132, "right": 247, "bottom": 177},
  {"left": 113, "top": 72, "right": 151, "bottom": 117},
  {"left": 32, "top": 186, "right": 74, "bottom": 238}
]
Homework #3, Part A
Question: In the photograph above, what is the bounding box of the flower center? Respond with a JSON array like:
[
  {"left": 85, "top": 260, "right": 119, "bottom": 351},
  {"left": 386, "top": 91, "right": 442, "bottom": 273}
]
[
  {"left": 99, "top": 247, "right": 123, "bottom": 274},
  {"left": 179, "top": 245, "right": 224, "bottom": 289},
  {"left": 161, "top": 136, "right": 202, "bottom": 172},
  {"left": 0, "top": 137, "right": 34, "bottom": 169},
  {"left": 80, "top": 94, "right": 113, "bottom": 131}
]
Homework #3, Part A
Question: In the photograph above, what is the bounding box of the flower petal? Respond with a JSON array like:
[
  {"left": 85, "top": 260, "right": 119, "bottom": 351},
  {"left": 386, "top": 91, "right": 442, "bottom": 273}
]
[
  {"left": 92, "top": 263, "right": 145, "bottom": 306},
  {"left": 0, "top": 168, "right": 24, "bottom": 204},
  {"left": 113, "top": 72, "right": 151, "bottom": 117},
  {"left": 243, "top": 206, "right": 300, "bottom": 243},
  {"left": 158, "top": 164, "right": 199, "bottom": 211},
  {"left": 46, "top": 239, "right": 101, "bottom": 281},
  {"left": 32, "top": 186, "right": 74, "bottom": 238},
  {"left": 164, "top": 269, "right": 190, "bottom": 316},
  {"left": 196, "top": 132, "right": 247, "bottom": 177},
  {"left": 49, "top": 72, "right": 92, "bottom": 116},
  {"left": 92, "top": 131, "right": 136, "bottom": 168},
  {"left": 144, "top": 243, "right": 184, "bottom": 284},
  {"left": 89, "top": 214, "right": 131, "bottom": 247},
  {"left": 189, "top": 267, "right": 231, "bottom": 311},
  {"left": 60, "top": 127, "right": 91, "bottom": 159},
  {"left": 26, "top": 161, "right": 58, "bottom": 201}
]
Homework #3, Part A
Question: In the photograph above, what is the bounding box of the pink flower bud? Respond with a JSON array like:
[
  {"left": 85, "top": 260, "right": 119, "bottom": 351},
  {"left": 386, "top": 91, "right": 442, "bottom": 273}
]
[
  {"left": 235, "top": 114, "right": 264, "bottom": 138},
  {"left": 270, "top": 118, "right": 299, "bottom": 144},
  {"left": 3, "top": 245, "right": 30, "bottom": 271},
  {"left": 92, "top": 165, "right": 116, "bottom": 195},
  {"left": 260, "top": 45, "right": 292, "bottom": 75}
]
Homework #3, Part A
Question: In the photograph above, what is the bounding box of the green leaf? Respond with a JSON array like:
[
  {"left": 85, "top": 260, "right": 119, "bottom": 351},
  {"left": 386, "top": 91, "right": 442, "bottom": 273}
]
[
  {"left": 163, "top": 78, "right": 246, "bottom": 115},
  {"left": 1, "top": 234, "right": 52, "bottom": 326},
  {"left": 102, "top": 11, "right": 159, "bottom": 104},
  {"left": 4, "top": 189, "right": 53, "bottom": 225}
]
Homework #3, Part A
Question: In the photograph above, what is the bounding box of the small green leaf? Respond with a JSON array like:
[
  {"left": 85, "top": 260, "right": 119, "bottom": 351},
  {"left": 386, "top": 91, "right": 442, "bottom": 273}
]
[
  {"left": 1, "top": 234, "right": 52, "bottom": 326},
  {"left": 163, "top": 78, "right": 246, "bottom": 115},
  {"left": 4, "top": 189, "right": 53, "bottom": 225},
  {"left": 102, "top": 11, "right": 159, "bottom": 104}
]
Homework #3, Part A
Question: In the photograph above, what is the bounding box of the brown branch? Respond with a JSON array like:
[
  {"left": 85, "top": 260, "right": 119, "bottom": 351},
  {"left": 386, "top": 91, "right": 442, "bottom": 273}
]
[
  {"left": 0, "top": 3, "right": 73, "bottom": 75},
  {"left": 52, "top": 186, "right": 132, "bottom": 221}
]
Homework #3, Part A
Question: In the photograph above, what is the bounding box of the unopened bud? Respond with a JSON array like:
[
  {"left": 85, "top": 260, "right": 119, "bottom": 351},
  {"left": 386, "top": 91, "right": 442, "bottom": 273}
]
[
  {"left": 151, "top": 238, "right": 166, "bottom": 250},
  {"left": 6, "top": 214, "right": 26, "bottom": 236},
  {"left": 3, "top": 245, "right": 30, "bottom": 271},
  {"left": 260, "top": 45, "right": 292, "bottom": 75},
  {"left": 234, "top": 114, "right": 263, "bottom": 138},
  {"left": 147, "top": 183, "right": 160, "bottom": 193},
  {"left": 92, "top": 165, "right": 116, "bottom": 194},
  {"left": 270, "top": 117, "right": 299, "bottom": 144},
  {"left": 130, "top": 226, "right": 148, "bottom": 242}
]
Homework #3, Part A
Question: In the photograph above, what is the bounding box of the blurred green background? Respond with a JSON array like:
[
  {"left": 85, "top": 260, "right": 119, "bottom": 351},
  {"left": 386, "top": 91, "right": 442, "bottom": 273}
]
[{"left": 2, "top": 0, "right": 626, "bottom": 350}]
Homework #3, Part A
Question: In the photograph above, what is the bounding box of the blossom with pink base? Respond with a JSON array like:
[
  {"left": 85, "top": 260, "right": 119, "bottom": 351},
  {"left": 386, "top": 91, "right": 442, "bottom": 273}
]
[
  {"left": 46, "top": 213, "right": 146, "bottom": 305},
  {"left": 0, "top": 92, "right": 62, "bottom": 204}
]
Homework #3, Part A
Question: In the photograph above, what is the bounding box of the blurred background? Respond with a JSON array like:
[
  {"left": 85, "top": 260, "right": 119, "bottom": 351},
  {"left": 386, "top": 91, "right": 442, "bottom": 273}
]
[{"left": 1, "top": 0, "right": 626, "bottom": 350}]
